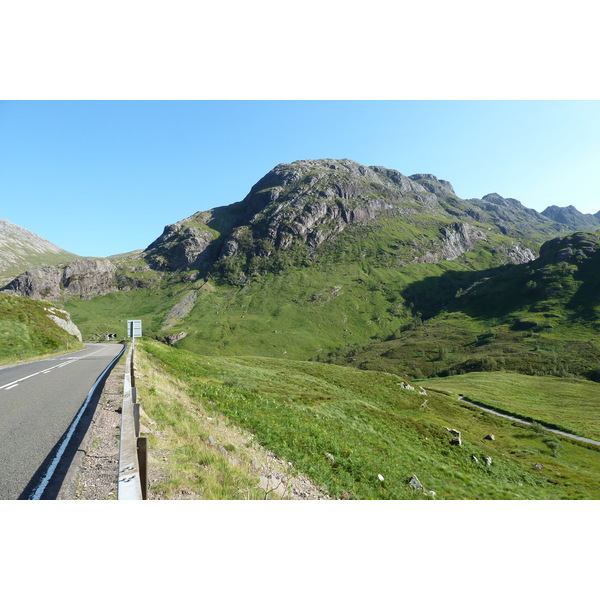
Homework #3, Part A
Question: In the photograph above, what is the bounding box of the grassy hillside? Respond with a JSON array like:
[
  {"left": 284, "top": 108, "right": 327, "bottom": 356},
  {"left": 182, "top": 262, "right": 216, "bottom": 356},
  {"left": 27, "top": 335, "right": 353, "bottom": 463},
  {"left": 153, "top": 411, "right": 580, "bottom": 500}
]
[
  {"left": 0, "top": 292, "right": 83, "bottom": 364},
  {"left": 326, "top": 232, "right": 600, "bottom": 381},
  {"left": 0, "top": 218, "right": 78, "bottom": 282},
  {"left": 135, "top": 338, "right": 600, "bottom": 500},
  {"left": 64, "top": 210, "right": 545, "bottom": 354},
  {"left": 420, "top": 371, "right": 600, "bottom": 440}
]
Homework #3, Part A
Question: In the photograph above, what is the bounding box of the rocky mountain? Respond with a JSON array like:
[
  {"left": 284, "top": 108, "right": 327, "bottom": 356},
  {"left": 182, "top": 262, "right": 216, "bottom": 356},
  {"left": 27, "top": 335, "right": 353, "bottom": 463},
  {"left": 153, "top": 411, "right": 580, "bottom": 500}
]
[
  {"left": 541, "top": 205, "right": 600, "bottom": 231},
  {"left": 0, "top": 219, "right": 78, "bottom": 283},
  {"left": 2, "top": 158, "right": 598, "bottom": 357},
  {"left": 141, "top": 159, "right": 561, "bottom": 283},
  {"left": 3, "top": 158, "right": 555, "bottom": 298}
]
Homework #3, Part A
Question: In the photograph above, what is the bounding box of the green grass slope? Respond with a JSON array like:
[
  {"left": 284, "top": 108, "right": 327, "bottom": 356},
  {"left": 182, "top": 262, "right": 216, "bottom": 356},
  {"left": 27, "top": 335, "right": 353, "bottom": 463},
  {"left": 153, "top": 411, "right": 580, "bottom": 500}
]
[
  {"left": 137, "top": 339, "right": 600, "bottom": 500},
  {"left": 328, "top": 232, "right": 600, "bottom": 381},
  {"left": 0, "top": 292, "right": 83, "bottom": 364},
  {"left": 64, "top": 209, "right": 545, "bottom": 355},
  {"left": 420, "top": 371, "right": 600, "bottom": 440}
]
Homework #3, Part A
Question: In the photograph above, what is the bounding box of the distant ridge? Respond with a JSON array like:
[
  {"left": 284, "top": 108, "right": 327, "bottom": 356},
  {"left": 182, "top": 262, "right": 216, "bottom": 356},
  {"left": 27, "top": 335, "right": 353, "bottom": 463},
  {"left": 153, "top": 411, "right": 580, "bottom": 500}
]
[
  {"left": 541, "top": 205, "right": 600, "bottom": 231},
  {"left": 0, "top": 218, "right": 78, "bottom": 281}
]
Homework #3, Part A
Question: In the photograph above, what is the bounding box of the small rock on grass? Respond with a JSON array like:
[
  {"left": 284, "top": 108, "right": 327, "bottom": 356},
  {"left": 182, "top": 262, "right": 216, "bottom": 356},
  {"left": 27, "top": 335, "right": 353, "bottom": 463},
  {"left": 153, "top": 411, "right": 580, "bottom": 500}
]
[{"left": 407, "top": 474, "right": 423, "bottom": 492}]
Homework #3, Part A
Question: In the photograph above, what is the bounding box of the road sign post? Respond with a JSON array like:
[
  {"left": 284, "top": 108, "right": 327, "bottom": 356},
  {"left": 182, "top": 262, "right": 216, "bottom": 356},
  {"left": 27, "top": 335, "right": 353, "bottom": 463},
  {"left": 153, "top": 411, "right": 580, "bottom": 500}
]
[{"left": 127, "top": 319, "right": 142, "bottom": 338}]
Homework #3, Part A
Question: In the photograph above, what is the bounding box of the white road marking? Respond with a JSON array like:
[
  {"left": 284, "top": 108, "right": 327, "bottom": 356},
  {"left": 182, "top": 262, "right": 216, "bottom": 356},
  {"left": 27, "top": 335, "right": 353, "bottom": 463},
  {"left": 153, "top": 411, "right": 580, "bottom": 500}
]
[
  {"left": 0, "top": 346, "right": 107, "bottom": 391},
  {"left": 5, "top": 384, "right": 18, "bottom": 390},
  {"left": 29, "top": 344, "right": 126, "bottom": 499}
]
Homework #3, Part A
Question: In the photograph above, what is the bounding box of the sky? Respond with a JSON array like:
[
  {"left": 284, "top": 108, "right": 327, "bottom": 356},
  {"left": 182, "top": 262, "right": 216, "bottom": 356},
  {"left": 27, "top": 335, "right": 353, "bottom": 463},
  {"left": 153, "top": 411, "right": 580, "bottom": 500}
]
[{"left": 1, "top": 100, "right": 599, "bottom": 257}]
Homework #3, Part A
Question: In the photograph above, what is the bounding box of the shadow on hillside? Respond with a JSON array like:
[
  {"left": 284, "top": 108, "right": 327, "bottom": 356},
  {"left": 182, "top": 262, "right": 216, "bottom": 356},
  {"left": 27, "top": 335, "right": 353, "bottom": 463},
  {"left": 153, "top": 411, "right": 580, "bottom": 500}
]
[
  {"left": 565, "top": 257, "right": 600, "bottom": 323},
  {"left": 402, "top": 262, "right": 530, "bottom": 321}
]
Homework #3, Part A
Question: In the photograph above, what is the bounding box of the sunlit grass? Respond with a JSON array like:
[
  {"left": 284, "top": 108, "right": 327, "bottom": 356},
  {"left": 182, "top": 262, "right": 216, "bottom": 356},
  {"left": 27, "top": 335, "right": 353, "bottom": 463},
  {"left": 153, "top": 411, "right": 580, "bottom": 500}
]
[{"left": 137, "top": 338, "right": 600, "bottom": 500}]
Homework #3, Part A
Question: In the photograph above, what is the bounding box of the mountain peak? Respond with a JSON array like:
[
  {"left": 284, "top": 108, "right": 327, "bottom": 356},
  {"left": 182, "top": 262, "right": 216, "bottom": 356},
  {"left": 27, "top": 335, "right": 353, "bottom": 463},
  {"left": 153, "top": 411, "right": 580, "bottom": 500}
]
[
  {"left": 0, "top": 219, "right": 78, "bottom": 281},
  {"left": 541, "top": 205, "right": 600, "bottom": 229}
]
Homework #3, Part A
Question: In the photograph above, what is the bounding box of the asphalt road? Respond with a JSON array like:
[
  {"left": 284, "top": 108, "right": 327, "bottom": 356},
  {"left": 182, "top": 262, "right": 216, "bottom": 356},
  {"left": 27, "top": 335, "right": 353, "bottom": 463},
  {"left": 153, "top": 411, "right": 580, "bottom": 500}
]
[
  {"left": 458, "top": 395, "right": 600, "bottom": 447},
  {"left": 0, "top": 343, "right": 124, "bottom": 500}
]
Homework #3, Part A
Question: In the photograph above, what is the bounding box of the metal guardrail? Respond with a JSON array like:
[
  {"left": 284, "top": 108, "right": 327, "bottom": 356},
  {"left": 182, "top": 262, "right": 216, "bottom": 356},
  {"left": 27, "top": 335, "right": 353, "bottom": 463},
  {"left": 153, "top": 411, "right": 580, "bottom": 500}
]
[{"left": 117, "top": 338, "right": 147, "bottom": 500}]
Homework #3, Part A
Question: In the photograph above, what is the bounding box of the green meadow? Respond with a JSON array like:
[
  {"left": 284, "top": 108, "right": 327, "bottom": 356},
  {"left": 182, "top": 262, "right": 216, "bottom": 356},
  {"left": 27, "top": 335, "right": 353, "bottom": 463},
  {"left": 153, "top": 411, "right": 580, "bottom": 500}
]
[
  {"left": 135, "top": 338, "right": 600, "bottom": 500},
  {"left": 420, "top": 371, "right": 600, "bottom": 440}
]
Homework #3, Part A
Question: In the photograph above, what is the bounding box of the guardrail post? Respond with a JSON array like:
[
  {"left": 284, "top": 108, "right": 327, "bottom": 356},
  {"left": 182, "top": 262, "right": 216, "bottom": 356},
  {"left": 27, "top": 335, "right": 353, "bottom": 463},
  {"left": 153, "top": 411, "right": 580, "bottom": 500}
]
[{"left": 137, "top": 437, "right": 148, "bottom": 500}]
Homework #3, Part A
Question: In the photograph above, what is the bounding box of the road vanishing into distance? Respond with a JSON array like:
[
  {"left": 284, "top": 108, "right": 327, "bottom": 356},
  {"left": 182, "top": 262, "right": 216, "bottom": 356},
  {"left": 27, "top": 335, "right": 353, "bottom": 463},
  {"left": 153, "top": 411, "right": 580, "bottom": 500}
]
[{"left": 0, "top": 343, "right": 124, "bottom": 500}]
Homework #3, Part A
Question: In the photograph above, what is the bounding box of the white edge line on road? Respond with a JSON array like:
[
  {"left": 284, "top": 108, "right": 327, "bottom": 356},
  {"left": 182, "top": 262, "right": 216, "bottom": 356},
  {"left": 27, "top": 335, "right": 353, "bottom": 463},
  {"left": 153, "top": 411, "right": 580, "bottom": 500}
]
[
  {"left": 5, "top": 384, "right": 18, "bottom": 390},
  {"left": 29, "top": 344, "right": 126, "bottom": 500}
]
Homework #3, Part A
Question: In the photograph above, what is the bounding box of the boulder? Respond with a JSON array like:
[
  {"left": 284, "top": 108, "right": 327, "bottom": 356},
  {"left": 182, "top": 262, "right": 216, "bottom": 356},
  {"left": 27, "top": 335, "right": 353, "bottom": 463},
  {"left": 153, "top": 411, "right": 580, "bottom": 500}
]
[{"left": 407, "top": 474, "right": 424, "bottom": 492}]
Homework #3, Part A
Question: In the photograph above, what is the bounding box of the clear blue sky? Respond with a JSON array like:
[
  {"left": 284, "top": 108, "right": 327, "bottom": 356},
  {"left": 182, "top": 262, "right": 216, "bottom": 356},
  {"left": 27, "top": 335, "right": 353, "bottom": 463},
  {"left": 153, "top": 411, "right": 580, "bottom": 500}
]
[{"left": 1, "top": 100, "right": 599, "bottom": 257}]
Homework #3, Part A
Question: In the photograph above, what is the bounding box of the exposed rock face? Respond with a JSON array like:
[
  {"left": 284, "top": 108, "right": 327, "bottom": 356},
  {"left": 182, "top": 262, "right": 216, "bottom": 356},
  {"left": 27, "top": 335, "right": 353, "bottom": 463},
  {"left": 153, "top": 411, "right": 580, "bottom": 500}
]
[
  {"left": 470, "top": 192, "right": 560, "bottom": 238},
  {"left": 63, "top": 259, "right": 118, "bottom": 297},
  {"left": 505, "top": 244, "right": 536, "bottom": 264},
  {"left": 537, "top": 232, "right": 600, "bottom": 265},
  {"left": 160, "top": 289, "right": 199, "bottom": 330},
  {"left": 409, "top": 173, "right": 455, "bottom": 196},
  {"left": 141, "top": 159, "right": 550, "bottom": 280},
  {"left": 44, "top": 306, "right": 83, "bottom": 341},
  {"left": 2, "top": 258, "right": 118, "bottom": 300},
  {"left": 3, "top": 266, "right": 63, "bottom": 299},
  {"left": 418, "top": 222, "right": 488, "bottom": 263},
  {"left": 144, "top": 219, "right": 218, "bottom": 271},
  {"left": 166, "top": 331, "right": 187, "bottom": 345},
  {"left": 218, "top": 159, "right": 435, "bottom": 261}
]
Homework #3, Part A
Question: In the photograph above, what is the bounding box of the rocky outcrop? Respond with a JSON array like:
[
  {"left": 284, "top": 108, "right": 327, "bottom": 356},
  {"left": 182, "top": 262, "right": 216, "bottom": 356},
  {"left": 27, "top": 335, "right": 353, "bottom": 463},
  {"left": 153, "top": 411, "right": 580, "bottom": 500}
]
[
  {"left": 537, "top": 232, "right": 600, "bottom": 265},
  {"left": 212, "top": 159, "right": 494, "bottom": 273},
  {"left": 218, "top": 159, "right": 435, "bottom": 260},
  {"left": 3, "top": 266, "right": 64, "bottom": 299},
  {"left": 166, "top": 331, "right": 187, "bottom": 345},
  {"left": 2, "top": 258, "right": 118, "bottom": 300},
  {"left": 469, "top": 193, "right": 560, "bottom": 238},
  {"left": 144, "top": 219, "right": 218, "bottom": 271},
  {"left": 409, "top": 173, "right": 455, "bottom": 196},
  {"left": 44, "top": 306, "right": 83, "bottom": 341},
  {"left": 417, "top": 222, "right": 488, "bottom": 263},
  {"left": 140, "top": 159, "right": 556, "bottom": 279}
]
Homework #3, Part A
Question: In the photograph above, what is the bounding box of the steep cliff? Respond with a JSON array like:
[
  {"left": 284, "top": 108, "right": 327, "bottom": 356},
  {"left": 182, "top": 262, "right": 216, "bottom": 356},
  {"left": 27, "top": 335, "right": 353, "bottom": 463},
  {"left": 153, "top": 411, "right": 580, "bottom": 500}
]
[{"left": 2, "top": 258, "right": 118, "bottom": 300}]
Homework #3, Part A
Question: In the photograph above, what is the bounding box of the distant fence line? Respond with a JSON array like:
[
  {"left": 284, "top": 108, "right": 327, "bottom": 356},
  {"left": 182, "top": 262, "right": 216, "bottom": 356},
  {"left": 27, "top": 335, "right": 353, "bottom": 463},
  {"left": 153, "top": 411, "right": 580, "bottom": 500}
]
[{"left": 117, "top": 338, "right": 147, "bottom": 500}]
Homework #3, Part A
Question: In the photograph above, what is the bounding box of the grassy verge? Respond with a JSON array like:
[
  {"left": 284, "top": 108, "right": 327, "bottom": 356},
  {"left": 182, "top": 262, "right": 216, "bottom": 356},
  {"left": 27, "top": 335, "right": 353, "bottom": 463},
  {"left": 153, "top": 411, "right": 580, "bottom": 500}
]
[
  {"left": 0, "top": 292, "right": 83, "bottom": 364},
  {"left": 134, "top": 342, "right": 319, "bottom": 499},
  {"left": 136, "top": 338, "right": 600, "bottom": 499}
]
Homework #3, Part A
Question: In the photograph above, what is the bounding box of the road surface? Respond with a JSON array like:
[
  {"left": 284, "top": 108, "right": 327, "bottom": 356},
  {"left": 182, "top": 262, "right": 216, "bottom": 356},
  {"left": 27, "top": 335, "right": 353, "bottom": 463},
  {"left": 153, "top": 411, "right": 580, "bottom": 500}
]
[
  {"left": 458, "top": 395, "right": 600, "bottom": 447},
  {"left": 0, "top": 343, "right": 124, "bottom": 500}
]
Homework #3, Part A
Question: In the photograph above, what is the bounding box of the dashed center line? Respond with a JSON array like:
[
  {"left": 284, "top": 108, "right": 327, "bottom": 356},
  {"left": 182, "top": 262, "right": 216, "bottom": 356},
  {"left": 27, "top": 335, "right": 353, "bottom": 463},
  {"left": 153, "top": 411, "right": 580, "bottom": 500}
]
[{"left": 0, "top": 347, "right": 105, "bottom": 392}]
